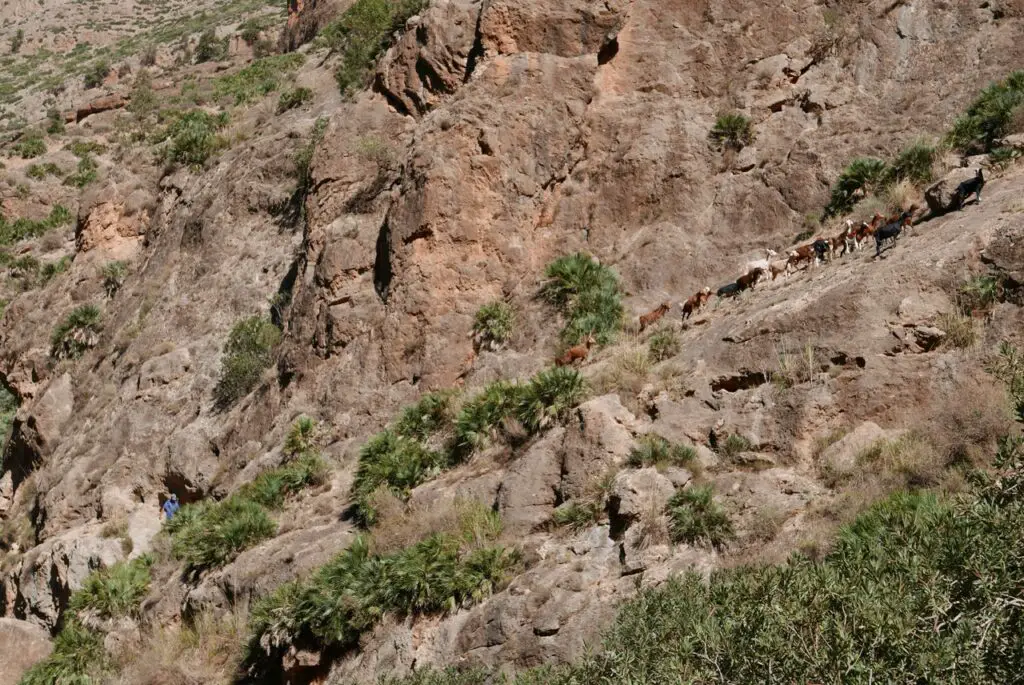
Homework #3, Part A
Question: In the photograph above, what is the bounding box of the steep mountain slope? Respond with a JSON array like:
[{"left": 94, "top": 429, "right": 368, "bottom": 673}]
[{"left": 0, "top": 0, "right": 1023, "bottom": 683}]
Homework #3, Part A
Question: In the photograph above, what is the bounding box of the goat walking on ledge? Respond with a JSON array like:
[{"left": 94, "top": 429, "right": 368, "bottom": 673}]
[
  {"left": 555, "top": 333, "right": 596, "bottom": 367},
  {"left": 681, "top": 287, "right": 712, "bottom": 320},
  {"left": 639, "top": 302, "right": 671, "bottom": 331}
]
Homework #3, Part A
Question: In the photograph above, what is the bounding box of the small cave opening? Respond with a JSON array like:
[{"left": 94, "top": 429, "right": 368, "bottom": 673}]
[
  {"left": 709, "top": 370, "right": 769, "bottom": 393},
  {"left": 597, "top": 33, "right": 619, "bottom": 66},
  {"left": 373, "top": 219, "right": 393, "bottom": 304}
]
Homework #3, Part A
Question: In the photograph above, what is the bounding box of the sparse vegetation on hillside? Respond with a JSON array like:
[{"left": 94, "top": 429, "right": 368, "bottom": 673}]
[
  {"left": 542, "top": 253, "right": 624, "bottom": 346},
  {"left": 83, "top": 59, "right": 111, "bottom": 89},
  {"left": 708, "top": 112, "right": 755, "bottom": 150},
  {"left": 627, "top": 434, "right": 697, "bottom": 469},
  {"left": 194, "top": 28, "right": 228, "bottom": 64},
  {"left": 0, "top": 385, "right": 16, "bottom": 451},
  {"left": 69, "top": 554, "right": 153, "bottom": 620},
  {"left": 823, "top": 157, "right": 888, "bottom": 218},
  {"left": 0, "top": 205, "right": 71, "bottom": 246},
  {"left": 50, "top": 304, "right": 102, "bottom": 360},
  {"left": 213, "top": 315, "right": 281, "bottom": 407},
  {"left": 10, "top": 29, "right": 24, "bottom": 55},
  {"left": 276, "top": 86, "right": 313, "bottom": 113},
  {"left": 19, "top": 618, "right": 108, "bottom": 685},
  {"left": 213, "top": 53, "right": 305, "bottom": 105},
  {"left": 947, "top": 70, "right": 1024, "bottom": 153},
  {"left": 245, "top": 533, "right": 517, "bottom": 678},
  {"left": 885, "top": 139, "right": 936, "bottom": 186},
  {"left": 64, "top": 154, "right": 98, "bottom": 187},
  {"left": 322, "top": 0, "right": 428, "bottom": 95},
  {"left": 352, "top": 431, "right": 446, "bottom": 525},
  {"left": 648, "top": 327, "right": 680, "bottom": 362},
  {"left": 12, "top": 130, "right": 46, "bottom": 159},
  {"left": 666, "top": 485, "right": 733, "bottom": 548},
  {"left": 101, "top": 260, "right": 128, "bottom": 297},
  {"left": 158, "top": 109, "right": 229, "bottom": 168},
  {"left": 472, "top": 301, "right": 515, "bottom": 350}
]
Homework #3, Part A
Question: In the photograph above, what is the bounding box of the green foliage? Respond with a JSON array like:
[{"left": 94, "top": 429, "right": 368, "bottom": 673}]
[
  {"left": 13, "top": 130, "right": 46, "bottom": 158},
  {"left": 885, "top": 139, "right": 936, "bottom": 186},
  {"left": 352, "top": 431, "right": 445, "bottom": 525},
  {"left": 26, "top": 162, "right": 61, "bottom": 180},
  {"left": 627, "top": 434, "right": 697, "bottom": 469},
  {"left": 541, "top": 253, "right": 624, "bottom": 346},
  {"left": 161, "top": 109, "right": 229, "bottom": 167},
  {"left": 63, "top": 154, "right": 98, "bottom": 187},
  {"left": 239, "top": 17, "right": 272, "bottom": 44},
  {"left": 101, "top": 260, "right": 128, "bottom": 297},
  {"left": 194, "top": 28, "right": 228, "bottom": 63},
  {"left": 515, "top": 366, "right": 587, "bottom": 434},
  {"left": 213, "top": 53, "right": 305, "bottom": 105},
  {"left": 277, "top": 86, "right": 313, "bottom": 113},
  {"left": 393, "top": 391, "right": 456, "bottom": 442},
  {"left": 66, "top": 140, "right": 105, "bottom": 158},
  {"left": 708, "top": 112, "right": 755, "bottom": 150},
  {"left": 83, "top": 59, "right": 111, "bottom": 89},
  {"left": 10, "top": 29, "right": 24, "bottom": 55},
  {"left": 69, "top": 555, "right": 153, "bottom": 619},
  {"left": 551, "top": 501, "right": 601, "bottom": 532},
  {"left": 823, "top": 157, "right": 888, "bottom": 218},
  {"left": 45, "top": 109, "right": 65, "bottom": 135},
  {"left": 19, "top": 619, "right": 108, "bottom": 685},
  {"left": 989, "top": 145, "right": 1022, "bottom": 169},
  {"left": 718, "top": 432, "right": 752, "bottom": 459},
  {"left": 283, "top": 415, "right": 318, "bottom": 456},
  {"left": 246, "top": 533, "right": 517, "bottom": 677},
  {"left": 472, "top": 301, "right": 515, "bottom": 350},
  {"left": 323, "top": 0, "right": 428, "bottom": 96},
  {"left": 39, "top": 255, "right": 72, "bottom": 284},
  {"left": 946, "top": 70, "right": 1024, "bottom": 153},
  {"left": 291, "top": 116, "right": 328, "bottom": 215},
  {"left": 647, "top": 328, "right": 680, "bottom": 362},
  {"left": 166, "top": 496, "right": 277, "bottom": 572},
  {"left": 666, "top": 485, "right": 734, "bottom": 548},
  {"left": 213, "top": 315, "right": 281, "bottom": 407},
  {"left": 987, "top": 342, "right": 1024, "bottom": 421},
  {"left": 50, "top": 304, "right": 102, "bottom": 360},
  {"left": 239, "top": 452, "right": 328, "bottom": 509},
  {"left": 0, "top": 384, "right": 16, "bottom": 451}
]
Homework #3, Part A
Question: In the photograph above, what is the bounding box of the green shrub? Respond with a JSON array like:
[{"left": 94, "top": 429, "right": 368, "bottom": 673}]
[
  {"left": 161, "top": 109, "right": 229, "bottom": 167},
  {"left": 393, "top": 391, "right": 456, "bottom": 441},
  {"left": 19, "top": 619, "right": 108, "bottom": 685},
  {"left": 987, "top": 342, "right": 1024, "bottom": 421},
  {"left": 239, "top": 17, "right": 271, "bottom": 44},
  {"left": 213, "top": 315, "right": 281, "bottom": 407},
  {"left": 665, "top": 485, "right": 733, "bottom": 548},
  {"left": 0, "top": 384, "right": 16, "bottom": 449},
  {"left": 45, "top": 109, "right": 65, "bottom": 135},
  {"left": 69, "top": 555, "right": 153, "bottom": 619},
  {"left": 514, "top": 366, "right": 586, "bottom": 434},
  {"left": 277, "top": 86, "right": 313, "bottom": 113},
  {"left": 472, "top": 301, "right": 515, "bottom": 350},
  {"left": 946, "top": 70, "right": 1024, "bottom": 153},
  {"left": 50, "top": 304, "right": 102, "bottom": 360},
  {"left": 542, "top": 253, "right": 624, "bottom": 346},
  {"left": 39, "top": 255, "right": 72, "bottom": 283},
  {"left": 238, "top": 452, "right": 328, "bottom": 509},
  {"left": 246, "top": 533, "right": 516, "bottom": 677},
  {"left": 83, "top": 59, "right": 111, "bottom": 88},
  {"left": 64, "top": 154, "right": 98, "bottom": 187},
  {"left": 648, "top": 328, "right": 680, "bottom": 361},
  {"left": 708, "top": 112, "right": 755, "bottom": 150},
  {"left": 283, "top": 415, "right": 318, "bottom": 456},
  {"left": 213, "top": 53, "right": 305, "bottom": 105},
  {"left": 13, "top": 131, "right": 46, "bottom": 158},
  {"left": 627, "top": 434, "right": 697, "bottom": 469},
  {"left": 139, "top": 43, "right": 158, "bottom": 66},
  {"left": 454, "top": 381, "right": 528, "bottom": 454},
  {"left": 101, "top": 260, "right": 128, "bottom": 297},
  {"left": 958, "top": 274, "right": 1004, "bottom": 314},
  {"left": 194, "top": 28, "right": 228, "bottom": 63},
  {"left": 166, "top": 496, "right": 277, "bottom": 572},
  {"left": 26, "top": 162, "right": 61, "bottom": 180},
  {"left": 885, "top": 139, "right": 936, "bottom": 186},
  {"left": 718, "top": 432, "right": 752, "bottom": 459},
  {"left": 10, "top": 29, "right": 23, "bottom": 55},
  {"left": 66, "top": 140, "right": 106, "bottom": 158},
  {"left": 352, "top": 431, "right": 445, "bottom": 524},
  {"left": 323, "top": 0, "right": 428, "bottom": 95},
  {"left": 551, "top": 501, "right": 601, "bottom": 532},
  {"left": 823, "top": 157, "right": 889, "bottom": 218}
]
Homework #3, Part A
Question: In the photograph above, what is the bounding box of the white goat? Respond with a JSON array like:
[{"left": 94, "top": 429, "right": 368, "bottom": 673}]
[{"left": 745, "top": 248, "right": 778, "bottom": 274}]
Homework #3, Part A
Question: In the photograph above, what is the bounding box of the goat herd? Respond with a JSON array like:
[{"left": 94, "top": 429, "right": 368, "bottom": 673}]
[{"left": 554, "top": 168, "right": 986, "bottom": 367}]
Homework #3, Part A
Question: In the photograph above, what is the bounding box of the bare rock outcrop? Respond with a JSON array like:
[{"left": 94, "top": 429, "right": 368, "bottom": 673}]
[
  {"left": 0, "top": 618, "right": 53, "bottom": 685},
  {"left": 924, "top": 167, "right": 983, "bottom": 216}
]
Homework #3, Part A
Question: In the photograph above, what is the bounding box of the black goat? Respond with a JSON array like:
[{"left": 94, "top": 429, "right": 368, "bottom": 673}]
[
  {"left": 874, "top": 210, "right": 913, "bottom": 257},
  {"left": 716, "top": 282, "right": 741, "bottom": 298},
  {"left": 952, "top": 168, "right": 985, "bottom": 210},
  {"left": 812, "top": 239, "right": 831, "bottom": 265}
]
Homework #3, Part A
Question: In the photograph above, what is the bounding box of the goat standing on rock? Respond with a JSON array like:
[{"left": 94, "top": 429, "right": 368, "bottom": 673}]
[{"left": 681, "top": 287, "right": 712, "bottom": 320}]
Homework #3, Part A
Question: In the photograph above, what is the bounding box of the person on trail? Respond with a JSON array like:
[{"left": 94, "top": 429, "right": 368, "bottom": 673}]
[{"left": 162, "top": 493, "right": 180, "bottom": 521}]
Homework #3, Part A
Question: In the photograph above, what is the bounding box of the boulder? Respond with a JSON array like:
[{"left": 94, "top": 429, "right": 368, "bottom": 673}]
[
  {"left": 138, "top": 347, "right": 193, "bottom": 391},
  {"left": 558, "top": 395, "right": 641, "bottom": 501},
  {"left": 497, "top": 429, "right": 565, "bottom": 533},
  {"left": 0, "top": 374, "right": 74, "bottom": 497},
  {"left": 819, "top": 421, "right": 887, "bottom": 480},
  {"left": 924, "top": 167, "right": 982, "bottom": 216},
  {"left": 609, "top": 468, "right": 675, "bottom": 523},
  {"left": 0, "top": 618, "right": 53, "bottom": 685}
]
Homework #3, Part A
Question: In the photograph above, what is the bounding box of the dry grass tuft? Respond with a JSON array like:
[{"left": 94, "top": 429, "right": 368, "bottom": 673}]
[
  {"left": 369, "top": 494, "right": 501, "bottom": 555},
  {"left": 883, "top": 178, "right": 920, "bottom": 213},
  {"left": 937, "top": 311, "right": 977, "bottom": 349}
]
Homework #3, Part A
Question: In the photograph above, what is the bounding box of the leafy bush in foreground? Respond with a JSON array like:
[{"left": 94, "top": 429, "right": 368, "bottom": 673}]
[
  {"left": 246, "top": 533, "right": 517, "bottom": 678},
  {"left": 542, "top": 253, "right": 624, "bottom": 346},
  {"left": 213, "top": 315, "right": 281, "bottom": 408},
  {"left": 69, "top": 555, "right": 153, "bottom": 619},
  {"left": 19, "top": 618, "right": 108, "bottom": 684},
  {"left": 387, "top": 437, "right": 1024, "bottom": 685}
]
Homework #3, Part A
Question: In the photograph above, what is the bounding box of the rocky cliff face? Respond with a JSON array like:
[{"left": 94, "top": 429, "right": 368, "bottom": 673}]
[{"left": 1, "top": 0, "right": 1023, "bottom": 682}]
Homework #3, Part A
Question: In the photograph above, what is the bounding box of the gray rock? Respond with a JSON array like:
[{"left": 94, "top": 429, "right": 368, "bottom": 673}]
[
  {"left": 498, "top": 428, "right": 565, "bottom": 533},
  {"left": 819, "top": 422, "right": 886, "bottom": 480},
  {"left": 925, "top": 167, "right": 982, "bottom": 215},
  {"left": 0, "top": 618, "right": 53, "bottom": 685},
  {"left": 559, "top": 395, "right": 640, "bottom": 501},
  {"left": 610, "top": 468, "right": 675, "bottom": 522},
  {"left": 137, "top": 347, "right": 192, "bottom": 391}
]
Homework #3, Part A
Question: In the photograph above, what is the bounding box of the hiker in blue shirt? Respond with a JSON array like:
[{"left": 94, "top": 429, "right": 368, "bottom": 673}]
[{"left": 162, "top": 493, "right": 179, "bottom": 521}]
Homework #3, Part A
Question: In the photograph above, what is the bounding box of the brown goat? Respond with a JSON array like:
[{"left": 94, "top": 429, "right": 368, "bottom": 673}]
[
  {"left": 736, "top": 267, "right": 765, "bottom": 292},
  {"left": 681, "top": 287, "right": 712, "bottom": 320},
  {"left": 639, "top": 302, "right": 672, "bottom": 331},
  {"left": 555, "top": 333, "right": 596, "bottom": 367}
]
